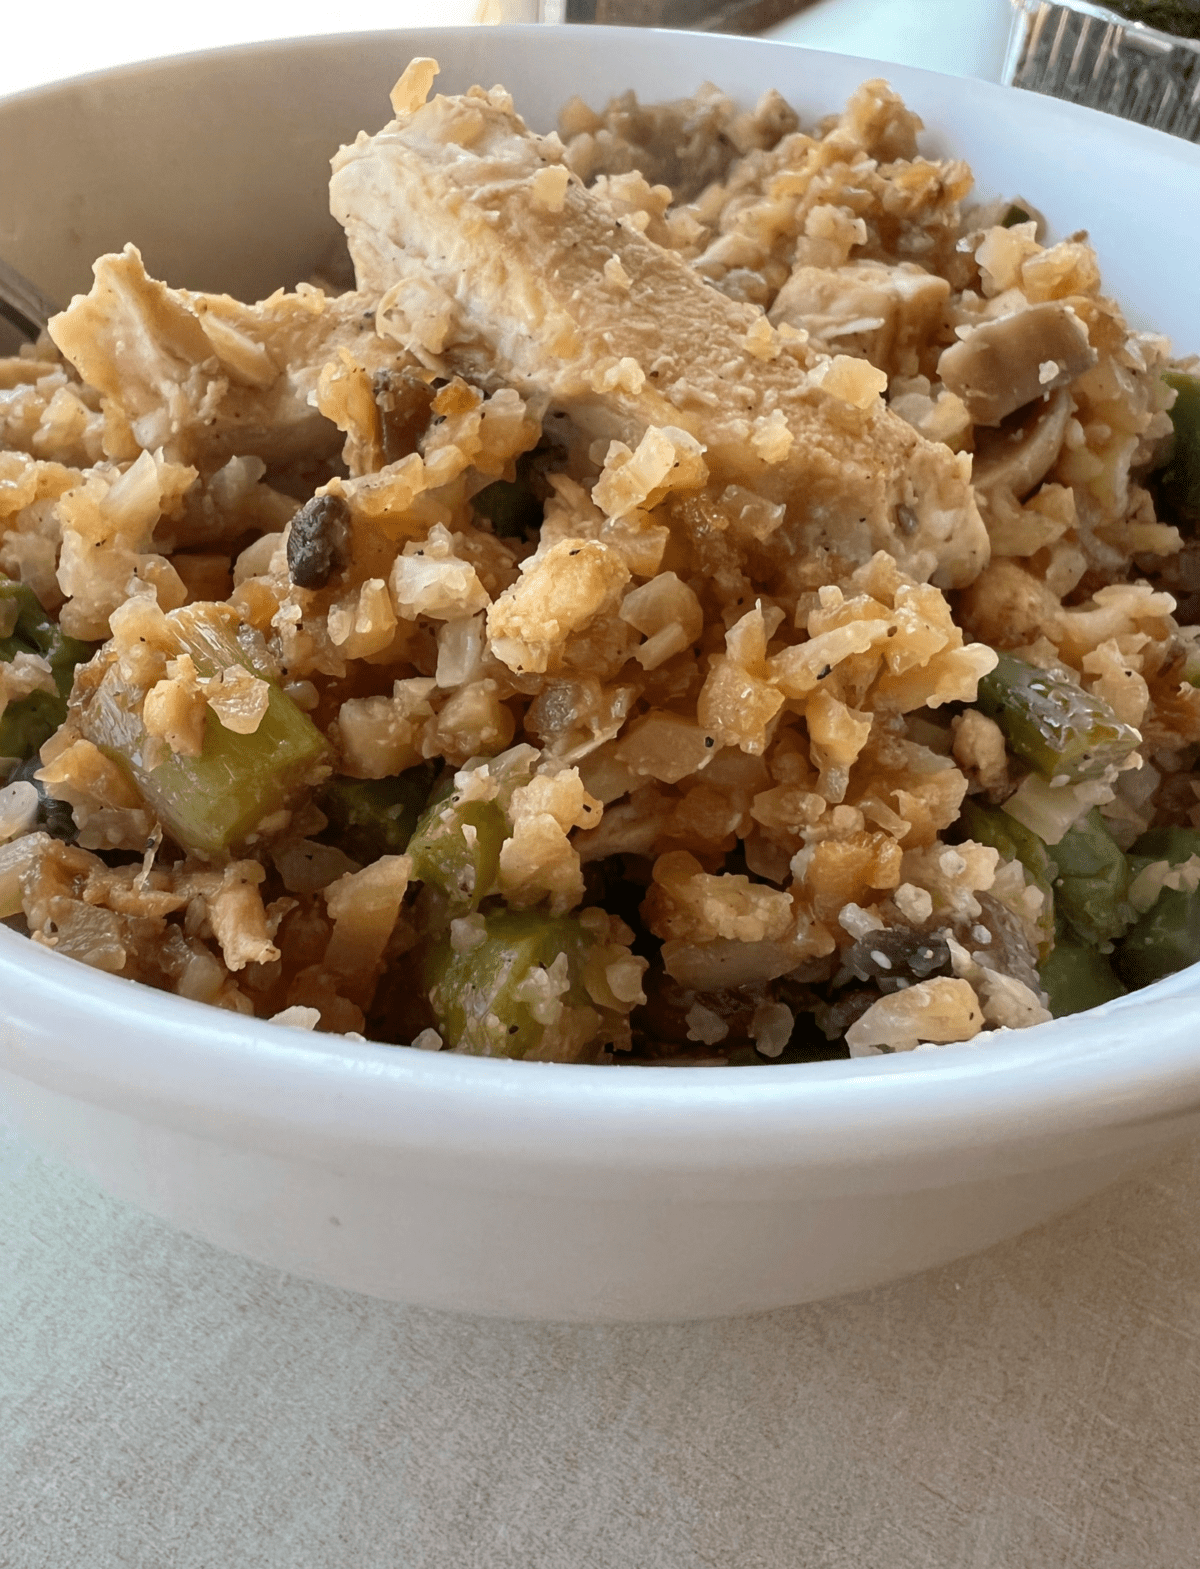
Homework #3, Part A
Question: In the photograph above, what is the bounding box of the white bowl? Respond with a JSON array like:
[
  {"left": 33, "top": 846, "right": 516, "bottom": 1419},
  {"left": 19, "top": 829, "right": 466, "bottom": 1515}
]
[{"left": 2, "top": 26, "right": 1200, "bottom": 1322}]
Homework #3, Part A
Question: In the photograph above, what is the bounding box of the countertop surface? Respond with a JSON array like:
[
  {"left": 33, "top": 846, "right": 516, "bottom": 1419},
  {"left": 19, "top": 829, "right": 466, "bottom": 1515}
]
[
  {"left": 3, "top": 1118, "right": 1199, "bottom": 1568},
  {"left": 4, "top": 6, "right": 1199, "bottom": 1566}
]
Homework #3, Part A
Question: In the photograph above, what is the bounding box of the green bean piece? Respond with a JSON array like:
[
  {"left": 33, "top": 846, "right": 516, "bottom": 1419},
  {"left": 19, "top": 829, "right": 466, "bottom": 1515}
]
[
  {"left": 0, "top": 577, "right": 96, "bottom": 759},
  {"left": 78, "top": 602, "right": 329, "bottom": 855},
  {"left": 1039, "top": 937, "right": 1127, "bottom": 1017},
  {"left": 975, "top": 651, "right": 1141, "bottom": 783},
  {"left": 1048, "top": 809, "right": 1135, "bottom": 947},
  {"left": 960, "top": 797, "right": 1055, "bottom": 953},
  {"left": 317, "top": 762, "right": 439, "bottom": 864},
  {"left": 424, "top": 908, "right": 601, "bottom": 1060},
  {"left": 1153, "top": 370, "right": 1200, "bottom": 530}
]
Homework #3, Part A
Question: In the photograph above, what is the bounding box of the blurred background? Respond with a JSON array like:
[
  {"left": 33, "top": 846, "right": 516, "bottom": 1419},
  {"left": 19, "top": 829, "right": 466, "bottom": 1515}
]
[{"left": 1, "top": 0, "right": 1014, "bottom": 100}]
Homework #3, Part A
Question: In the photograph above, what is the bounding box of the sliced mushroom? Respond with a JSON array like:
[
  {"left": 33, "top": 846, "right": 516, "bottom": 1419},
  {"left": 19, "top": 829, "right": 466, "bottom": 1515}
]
[
  {"left": 972, "top": 385, "right": 1072, "bottom": 498},
  {"left": 938, "top": 302, "right": 1096, "bottom": 426},
  {"left": 286, "top": 492, "right": 352, "bottom": 589},
  {"left": 374, "top": 366, "right": 436, "bottom": 465}
]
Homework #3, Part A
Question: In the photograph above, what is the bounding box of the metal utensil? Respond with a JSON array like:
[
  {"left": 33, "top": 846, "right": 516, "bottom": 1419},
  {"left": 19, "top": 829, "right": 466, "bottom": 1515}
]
[{"left": 0, "top": 255, "right": 60, "bottom": 342}]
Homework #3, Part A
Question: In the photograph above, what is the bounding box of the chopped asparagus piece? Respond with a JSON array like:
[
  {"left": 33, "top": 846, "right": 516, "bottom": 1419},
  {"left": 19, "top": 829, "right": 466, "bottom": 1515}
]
[
  {"left": 470, "top": 448, "right": 546, "bottom": 540},
  {"left": 408, "top": 780, "right": 508, "bottom": 913},
  {"left": 0, "top": 692, "right": 66, "bottom": 763},
  {"left": 975, "top": 650, "right": 1141, "bottom": 783},
  {"left": 1127, "top": 825, "right": 1200, "bottom": 866},
  {"left": 1113, "top": 826, "right": 1200, "bottom": 988},
  {"left": 317, "top": 762, "right": 439, "bottom": 864},
  {"left": 1124, "top": 826, "right": 1200, "bottom": 920},
  {"left": 1114, "top": 885, "right": 1200, "bottom": 988},
  {"left": 424, "top": 908, "right": 601, "bottom": 1060},
  {"left": 140, "top": 689, "right": 329, "bottom": 854},
  {"left": 78, "top": 602, "right": 329, "bottom": 855},
  {"left": 1154, "top": 370, "right": 1200, "bottom": 530},
  {"left": 1039, "top": 938, "right": 1127, "bottom": 1017},
  {"left": 406, "top": 746, "right": 536, "bottom": 912},
  {"left": 1048, "top": 809, "right": 1136, "bottom": 947},
  {"left": 960, "top": 797, "right": 1056, "bottom": 954},
  {"left": 0, "top": 577, "right": 96, "bottom": 759}
]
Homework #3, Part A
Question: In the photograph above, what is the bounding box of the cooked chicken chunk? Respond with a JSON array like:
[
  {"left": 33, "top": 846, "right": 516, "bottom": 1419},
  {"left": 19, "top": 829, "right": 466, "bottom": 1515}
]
[
  {"left": 769, "top": 260, "right": 951, "bottom": 380},
  {"left": 49, "top": 246, "right": 400, "bottom": 470},
  {"left": 330, "top": 84, "right": 989, "bottom": 589}
]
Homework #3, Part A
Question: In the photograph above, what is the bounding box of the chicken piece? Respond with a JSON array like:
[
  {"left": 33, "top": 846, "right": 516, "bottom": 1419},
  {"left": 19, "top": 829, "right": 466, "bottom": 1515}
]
[
  {"left": 330, "top": 80, "right": 989, "bottom": 589},
  {"left": 769, "top": 260, "right": 951, "bottom": 380},
  {"left": 49, "top": 245, "right": 404, "bottom": 470},
  {"left": 937, "top": 301, "right": 1097, "bottom": 426}
]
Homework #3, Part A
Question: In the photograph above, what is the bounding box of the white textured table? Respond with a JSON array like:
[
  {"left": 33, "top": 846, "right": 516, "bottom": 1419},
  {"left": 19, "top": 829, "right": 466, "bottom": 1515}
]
[
  {"left": 5, "top": 7, "right": 1200, "bottom": 1565},
  {"left": 3, "top": 1118, "right": 1199, "bottom": 1568}
]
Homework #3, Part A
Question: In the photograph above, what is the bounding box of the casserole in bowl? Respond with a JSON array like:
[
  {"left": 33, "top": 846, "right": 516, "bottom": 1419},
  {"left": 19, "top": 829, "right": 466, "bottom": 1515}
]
[{"left": 1, "top": 25, "right": 1199, "bottom": 1319}]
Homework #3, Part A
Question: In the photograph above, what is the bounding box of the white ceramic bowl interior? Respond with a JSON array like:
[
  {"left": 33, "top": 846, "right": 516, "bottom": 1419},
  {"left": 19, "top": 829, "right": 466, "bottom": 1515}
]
[{"left": 2, "top": 27, "right": 1200, "bottom": 1321}]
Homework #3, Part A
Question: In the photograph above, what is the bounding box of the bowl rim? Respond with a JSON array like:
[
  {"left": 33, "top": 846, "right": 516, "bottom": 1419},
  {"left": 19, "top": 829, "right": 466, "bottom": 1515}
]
[
  {"left": 3, "top": 25, "right": 1200, "bottom": 1168},
  {"left": 4, "top": 914, "right": 1199, "bottom": 1173}
]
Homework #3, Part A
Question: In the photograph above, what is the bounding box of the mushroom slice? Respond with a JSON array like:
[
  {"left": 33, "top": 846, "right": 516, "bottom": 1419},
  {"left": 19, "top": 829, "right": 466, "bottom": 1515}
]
[
  {"left": 938, "top": 302, "right": 1096, "bottom": 426},
  {"left": 972, "top": 385, "right": 1072, "bottom": 499}
]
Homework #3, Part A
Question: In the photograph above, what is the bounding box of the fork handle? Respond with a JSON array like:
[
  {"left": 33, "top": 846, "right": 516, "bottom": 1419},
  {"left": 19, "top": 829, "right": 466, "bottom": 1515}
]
[{"left": 0, "top": 256, "right": 62, "bottom": 342}]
